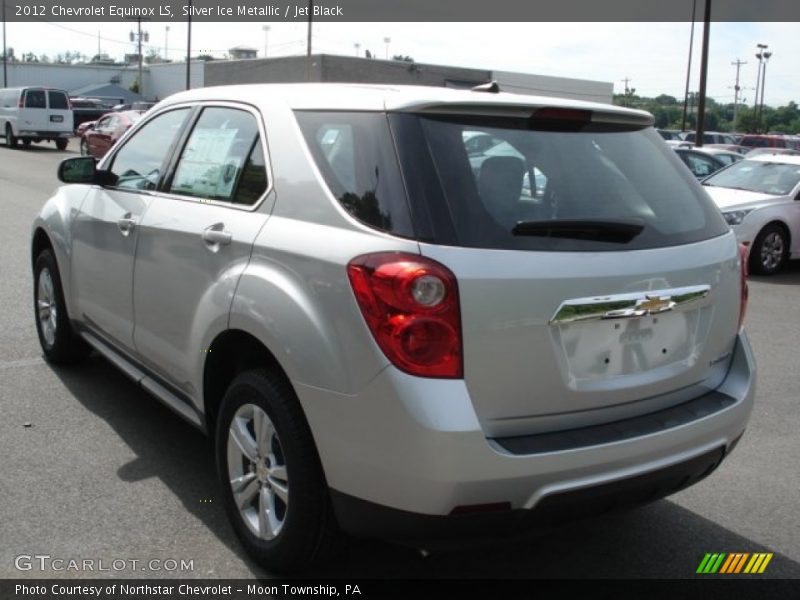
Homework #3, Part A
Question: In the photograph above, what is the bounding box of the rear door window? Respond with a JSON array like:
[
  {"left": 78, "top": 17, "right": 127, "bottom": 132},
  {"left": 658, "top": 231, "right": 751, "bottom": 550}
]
[
  {"left": 48, "top": 91, "right": 69, "bottom": 110},
  {"left": 24, "top": 90, "right": 46, "bottom": 109}
]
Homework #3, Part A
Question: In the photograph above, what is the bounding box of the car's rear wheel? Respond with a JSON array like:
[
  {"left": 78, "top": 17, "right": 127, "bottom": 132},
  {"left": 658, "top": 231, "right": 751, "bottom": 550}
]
[
  {"left": 55, "top": 138, "right": 68, "bottom": 151},
  {"left": 215, "top": 369, "right": 343, "bottom": 571},
  {"left": 749, "top": 224, "right": 789, "bottom": 275},
  {"left": 34, "top": 250, "right": 90, "bottom": 364},
  {"left": 22, "top": 138, "right": 32, "bottom": 147},
  {"left": 5, "top": 124, "right": 18, "bottom": 148}
]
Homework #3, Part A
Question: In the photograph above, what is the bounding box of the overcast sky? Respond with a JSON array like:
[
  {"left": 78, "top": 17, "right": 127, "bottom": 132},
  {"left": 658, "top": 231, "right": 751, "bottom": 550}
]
[{"left": 3, "top": 21, "right": 798, "bottom": 106}]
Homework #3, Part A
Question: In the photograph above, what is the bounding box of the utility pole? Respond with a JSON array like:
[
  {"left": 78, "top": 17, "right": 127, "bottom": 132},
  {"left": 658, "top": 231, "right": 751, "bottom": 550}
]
[
  {"left": 694, "top": 0, "right": 711, "bottom": 147},
  {"left": 130, "top": 18, "right": 149, "bottom": 99},
  {"left": 306, "top": 0, "right": 313, "bottom": 80},
  {"left": 186, "top": 0, "right": 192, "bottom": 90},
  {"left": 262, "top": 25, "right": 270, "bottom": 58},
  {"left": 681, "top": 0, "right": 697, "bottom": 132},
  {"left": 165, "top": 25, "right": 169, "bottom": 61},
  {"left": 2, "top": 0, "right": 7, "bottom": 88},
  {"left": 731, "top": 59, "right": 746, "bottom": 128},
  {"left": 621, "top": 77, "right": 635, "bottom": 107}
]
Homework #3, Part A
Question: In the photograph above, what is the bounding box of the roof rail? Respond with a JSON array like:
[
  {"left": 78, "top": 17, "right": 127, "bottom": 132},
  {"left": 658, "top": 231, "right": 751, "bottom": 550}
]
[{"left": 471, "top": 80, "right": 500, "bottom": 94}]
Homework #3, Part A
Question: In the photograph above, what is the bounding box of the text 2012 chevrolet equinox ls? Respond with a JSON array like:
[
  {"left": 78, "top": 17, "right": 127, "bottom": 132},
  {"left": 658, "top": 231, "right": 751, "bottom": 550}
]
[{"left": 32, "top": 84, "right": 755, "bottom": 570}]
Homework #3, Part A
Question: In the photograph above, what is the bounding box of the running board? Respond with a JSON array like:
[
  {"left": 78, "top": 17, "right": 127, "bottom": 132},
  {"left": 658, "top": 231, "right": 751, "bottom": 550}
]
[{"left": 81, "top": 331, "right": 204, "bottom": 430}]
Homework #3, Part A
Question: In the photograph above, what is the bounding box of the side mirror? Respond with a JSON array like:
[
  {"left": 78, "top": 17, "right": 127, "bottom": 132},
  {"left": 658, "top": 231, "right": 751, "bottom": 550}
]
[
  {"left": 57, "top": 156, "right": 115, "bottom": 186},
  {"left": 58, "top": 157, "right": 96, "bottom": 183}
]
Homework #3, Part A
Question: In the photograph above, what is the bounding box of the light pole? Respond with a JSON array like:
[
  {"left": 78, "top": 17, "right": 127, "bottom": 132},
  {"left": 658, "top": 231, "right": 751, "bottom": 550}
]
[
  {"left": 164, "top": 25, "right": 170, "bottom": 61},
  {"left": 354, "top": 42, "right": 360, "bottom": 57},
  {"left": 186, "top": 0, "right": 192, "bottom": 90},
  {"left": 130, "top": 18, "right": 149, "bottom": 98},
  {"left": 730, "top": 59, "right": 747, "bottom": 129},
  {"left": 262, "top": 25, "right": 270, "bottom": 58},
  {"left": 754, "top": 43, "right": 767, "bottom": 133},
  {"left": 383, "top": 37, "right": 391, "bottom": 60},
  {"left": 2, "top": 0, "right": 8, "bottom": 88},
  {"left": 681, "top": 0, "right": 697, "bottom": 132},
  {"left": 758, "top": 50, "right": 772, "bottom": 133}
]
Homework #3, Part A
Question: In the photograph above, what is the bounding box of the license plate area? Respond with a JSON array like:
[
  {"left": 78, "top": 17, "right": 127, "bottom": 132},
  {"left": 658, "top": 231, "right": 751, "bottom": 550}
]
[
  {"left": 50, "top": 115, "right": 64, "bottom": 123},
  {"left": 551, "top": 308, "right": 710, "bottom": 390}
]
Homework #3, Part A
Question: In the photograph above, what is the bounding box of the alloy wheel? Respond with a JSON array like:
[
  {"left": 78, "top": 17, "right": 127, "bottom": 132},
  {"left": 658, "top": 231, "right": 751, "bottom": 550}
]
[
  {"left": 227, "top": 403, "right": 289, "bottom": 541},
  {"left": 37, "top": 268, "right": 58, "bottom": 348}
]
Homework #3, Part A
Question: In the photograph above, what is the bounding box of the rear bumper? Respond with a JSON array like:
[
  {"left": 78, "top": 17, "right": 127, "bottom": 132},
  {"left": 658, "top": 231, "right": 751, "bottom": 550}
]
[
  {"left": 297, "top": 331, "right": 755, "bottom": 538},
  {"left": 330, "top": 442, "right": 732, "bottom": 542},
  {"left": 18, "top": 131, "right": 71, "bottom": 138}
]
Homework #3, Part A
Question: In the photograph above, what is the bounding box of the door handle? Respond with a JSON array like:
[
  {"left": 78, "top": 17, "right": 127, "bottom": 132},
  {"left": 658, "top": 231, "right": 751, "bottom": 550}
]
[
  {"left": 117, "top": 213, "right": 137, "bottom": 236},
  {"left": 202, "top": 224, "right": 232, "bottom": 248}
]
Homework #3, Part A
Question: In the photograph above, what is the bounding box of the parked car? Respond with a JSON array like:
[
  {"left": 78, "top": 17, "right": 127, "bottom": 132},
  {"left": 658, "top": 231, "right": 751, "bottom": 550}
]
[
  {"left": 745, "top": 147, "right": 800, "bottom": 158},
  {"left": 673, "top": 147, "right": 727, "bottom": 179},
  {"left": 32, "top": 84, "right": 755, "bottom": 570},
  {"left": 0, "top": 86, "right": 73, "bottom": 150},
  {"left": 70, "top": 97, "right": 112, "bottom": 132},
  {"left": 112, "top": 101, "right": 157, "bottom": 112},
  {"left": 698, "top": 147, "right": 745, "bottom": 166},
  {"left": 739, "top": 134, "right": 795, "bottom": 150},
  {"left": 79, "top": 111, "right": 144, "bottom": 158},
  {"left": 683, "top": 131, "right": 738, "bottom": 145},
  {"left": 703, "top": 154, "right": 800, "bottom": 274},
  {"left": 657, "top": 129, "right": 683, "bottom": 141},
  {"left": 704, "top": 143, "right": 749, "bottom": 156}
]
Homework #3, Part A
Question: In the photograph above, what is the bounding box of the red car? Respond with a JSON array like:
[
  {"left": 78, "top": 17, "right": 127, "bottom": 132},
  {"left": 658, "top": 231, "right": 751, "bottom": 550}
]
[{"left": 79, "top": 111, "right": 143, "bottom": 158}]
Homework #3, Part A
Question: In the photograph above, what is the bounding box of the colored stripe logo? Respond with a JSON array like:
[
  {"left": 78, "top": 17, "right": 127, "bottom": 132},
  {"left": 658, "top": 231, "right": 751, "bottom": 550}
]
[{"left": 697, "top": 553, "right": 773, "bottom": 574}]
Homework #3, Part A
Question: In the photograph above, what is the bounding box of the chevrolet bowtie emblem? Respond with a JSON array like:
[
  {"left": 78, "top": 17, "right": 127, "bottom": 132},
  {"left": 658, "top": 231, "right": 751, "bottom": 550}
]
[{"left": 637, "top": 295, "right": 676, "bottom": 313}]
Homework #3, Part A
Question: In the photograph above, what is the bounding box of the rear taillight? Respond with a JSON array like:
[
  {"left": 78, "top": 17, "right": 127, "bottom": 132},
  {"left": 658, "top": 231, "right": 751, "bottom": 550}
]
[
  {"left": 739, "top": 243, "right": 749, "bottom": 330},
  {"left": 347, "top": 252, "right": 462, "bottom": 378}
]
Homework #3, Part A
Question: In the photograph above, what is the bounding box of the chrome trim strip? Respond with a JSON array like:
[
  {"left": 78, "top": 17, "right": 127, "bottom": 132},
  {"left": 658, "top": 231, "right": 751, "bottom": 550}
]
[{"left": 549, "top": 285, "right": 711, "bottom": 325}]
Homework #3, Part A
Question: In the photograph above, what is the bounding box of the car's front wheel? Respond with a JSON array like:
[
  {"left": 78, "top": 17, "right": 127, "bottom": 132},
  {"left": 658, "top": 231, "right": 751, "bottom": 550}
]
[
  {"left": 33, "top": 249, "right": 90, "bottom": 363},
  {"left": 750, "top": 223, "right": 789, "bottom": 275},
  {"left": 215, "top": 369, "right": 343, "bottom": 572}
]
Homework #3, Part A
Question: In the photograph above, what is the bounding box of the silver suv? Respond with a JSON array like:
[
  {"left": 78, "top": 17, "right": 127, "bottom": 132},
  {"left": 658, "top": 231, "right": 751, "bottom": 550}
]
[{"left": 32, "top": 84, "right": 756, "bottom": 570}]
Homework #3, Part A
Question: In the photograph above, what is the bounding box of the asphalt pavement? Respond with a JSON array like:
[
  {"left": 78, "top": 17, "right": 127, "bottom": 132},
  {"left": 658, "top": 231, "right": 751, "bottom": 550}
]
[{"left": 1, "top": 141, "right": 798, "bottom": 580}]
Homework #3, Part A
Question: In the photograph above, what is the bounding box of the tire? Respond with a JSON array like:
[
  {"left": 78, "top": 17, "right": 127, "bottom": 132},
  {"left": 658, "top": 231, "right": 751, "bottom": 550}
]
[
  {"left": 80, "top": 138, "right": 89, "bottom": 156},
  {"left": 215, "top": 368, "right": 343, "bottom": 572},
  {"left": 55, "top": 138, "right": 68, "bottom": 151},
  {"left": 33, "top": 250, "right": 90, "bottom": 364},
  {"left": 5, "top": 124, "right": 18, "bottom": 148},
  {"left": 749, "top": 224, "right": 789, "bottom": 275},
  {"left": 22, "top": 138, "right": 32, "bottom": 147}
]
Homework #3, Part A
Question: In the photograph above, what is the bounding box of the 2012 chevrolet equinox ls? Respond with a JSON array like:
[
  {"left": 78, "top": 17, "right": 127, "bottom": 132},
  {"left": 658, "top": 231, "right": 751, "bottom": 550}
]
[{"left": 31, "top": 84, "right": 755, "bottom": 570}]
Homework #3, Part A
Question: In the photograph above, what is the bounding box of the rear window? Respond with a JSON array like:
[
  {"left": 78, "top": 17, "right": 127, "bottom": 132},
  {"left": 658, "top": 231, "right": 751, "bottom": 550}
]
[
  {"left": 48, "top": 91, "right": 69, "bottom": 110},
  {"left": 24, "top": 90, "right": 46, "bottom": 109},
  {"left": 297, "top": 110, "right": 728, "bottom": 251}
]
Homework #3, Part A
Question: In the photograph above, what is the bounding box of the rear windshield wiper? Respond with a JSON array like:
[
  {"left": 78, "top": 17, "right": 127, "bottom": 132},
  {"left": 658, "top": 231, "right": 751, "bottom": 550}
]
[{"left": 511, "top": 218, "right": 645, "bottom": 243}]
